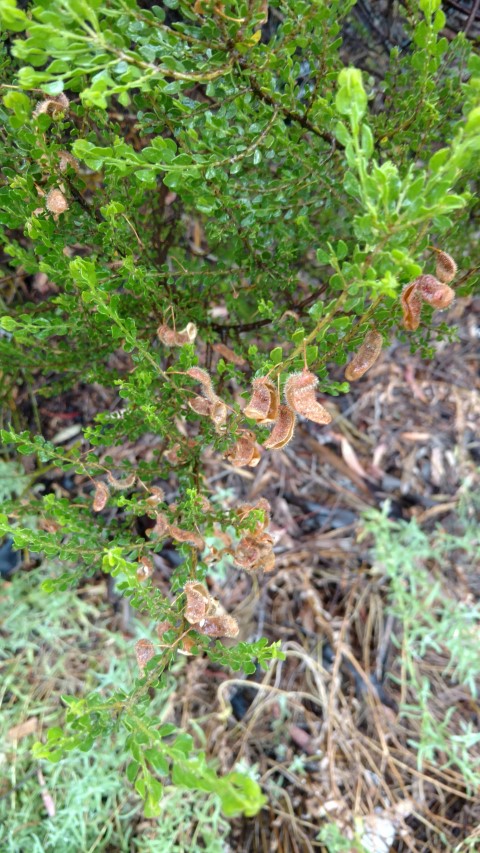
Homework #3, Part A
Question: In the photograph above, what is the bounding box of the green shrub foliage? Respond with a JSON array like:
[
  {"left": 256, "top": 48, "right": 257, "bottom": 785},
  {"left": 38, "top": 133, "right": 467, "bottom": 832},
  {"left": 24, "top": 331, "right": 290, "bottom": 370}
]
[{"left": 0, "top": 0, "right": 479, "bottom": 818}]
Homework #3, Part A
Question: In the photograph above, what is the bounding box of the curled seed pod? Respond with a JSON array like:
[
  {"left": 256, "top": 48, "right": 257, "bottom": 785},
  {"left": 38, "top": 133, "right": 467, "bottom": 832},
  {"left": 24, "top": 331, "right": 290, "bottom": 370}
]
[
  {"left": 234, "top": 531, "right": 275, "bottom": 572},
  {"left": 148, "top": 512, "right": 169, "bottom": 538},
  {"left": 212, "top": 342, "right": 245, "bottom": 366},
  {"left": 188, "top": 396, "right": 212, "bottom": 416},
  {"left": 184, "top": 580, "right": 212, "bottom": 624},
  {"left": 157, "top": 322, "right": 197, "bottom": 346},
  {"left": 57, "top": 150, "right": 80, "bottom": 173},
  {"left": 344, "top": 330, "right": 383, "bottom": 382},
  {"left": 418, "top": 274, "right": 454, "bottom": 309},
  {"left": 135, "top": 638, "right": 155, "bottom": 672},
  {"left": 263, "top": 405, "right": 296, "bottom": 450},
  {"left": 33, "top": 93, "right": 70, "bottom": 118},
  {"left": 225, "top": 431, "right": 261, "bottom": 467},
  {"left": 45, "top": 188, "right": 69, "bottom": 216},
  {"left": 156, "top": 621, "right": 171, "bottom": 639},
  {"left": 136, "top": 557, "right": 154, "bottom": 581},
  {"left": 107, "top": 472, "right": 136, "bottom": 490},
  {"left": 169, "top": 525, "right": 205, "bottom": 551},
  {"left": 244, "top": 377, "right": 279, "bottom": 423},
  {"left": 193, "top": 614, "right": 239, "bottom": 639},
  {"left": 433, "top": 249, "right": 457, "bottom": 284},
  {"left": 284, "top": 370, "right": 332, "bottom": 425},
  {"left": 163, "top": 443, "right": 182, "bottom": 465},
  {"left": 145, "top": 486, "right": 165, "bottom": 507},
  {"left": 236, "top": 497, "right": 271, "bottom": 533},
  {"left": 186, "top": 367, "right": 216, "bottom": 401},
  {"left": 401, "top": 279, "right": 423, "bottom": 331},
  {"left": 92, "top": 481, "right": 109, "bottom": 512},
  {"left": 210, "top": 398, "right": 228, "bottom": 430}
]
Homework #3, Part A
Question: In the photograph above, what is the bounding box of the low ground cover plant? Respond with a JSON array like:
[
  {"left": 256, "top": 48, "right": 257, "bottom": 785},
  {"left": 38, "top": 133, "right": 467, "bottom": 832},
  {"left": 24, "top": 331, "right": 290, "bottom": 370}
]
[{"left": 0, "top": 0, "right": 479, "bottom": 836}]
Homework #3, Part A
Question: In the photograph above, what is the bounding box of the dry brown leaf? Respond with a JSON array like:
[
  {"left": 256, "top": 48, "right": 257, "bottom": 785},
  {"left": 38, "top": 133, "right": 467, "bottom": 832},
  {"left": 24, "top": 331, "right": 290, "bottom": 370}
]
[{"left": 8, "top": 718, "right": 38, "bottom": 741}]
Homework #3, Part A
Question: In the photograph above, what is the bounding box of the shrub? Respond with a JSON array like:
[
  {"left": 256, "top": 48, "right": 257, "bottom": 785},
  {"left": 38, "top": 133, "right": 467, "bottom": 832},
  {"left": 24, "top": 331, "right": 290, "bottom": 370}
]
[{"left": 0, "top": 0, "right": 479, "bottom": 821}]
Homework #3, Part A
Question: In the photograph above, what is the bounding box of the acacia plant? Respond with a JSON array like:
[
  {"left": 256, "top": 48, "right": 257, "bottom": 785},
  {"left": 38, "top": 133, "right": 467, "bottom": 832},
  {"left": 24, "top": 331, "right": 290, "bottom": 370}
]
[{"left": 0, "top": 0, "right": 479, "bottom": 818}]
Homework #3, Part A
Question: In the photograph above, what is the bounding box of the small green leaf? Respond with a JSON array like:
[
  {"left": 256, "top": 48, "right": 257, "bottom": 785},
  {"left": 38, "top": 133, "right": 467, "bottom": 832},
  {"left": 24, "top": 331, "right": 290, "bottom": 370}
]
[{"left": 269, "top": 346, "right": 283, "bottom": 365}]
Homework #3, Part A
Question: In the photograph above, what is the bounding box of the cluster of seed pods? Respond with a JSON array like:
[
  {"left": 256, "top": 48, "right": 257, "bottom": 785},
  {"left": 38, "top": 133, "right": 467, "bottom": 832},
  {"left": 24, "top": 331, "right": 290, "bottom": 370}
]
[{"left": 401, "top": 250, "right": 457, "bottom": 331}]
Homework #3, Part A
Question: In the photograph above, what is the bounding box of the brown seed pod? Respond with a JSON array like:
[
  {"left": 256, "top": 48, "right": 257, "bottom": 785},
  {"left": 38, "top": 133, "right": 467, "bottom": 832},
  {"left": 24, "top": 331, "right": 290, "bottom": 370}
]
[
  {"left": 107, "top": 472, "right": 136, "bottom": 490},
  {"left": 284, "top": 370, "right": 332, "bottom": 425},
  {"left": 45, "top": 188, "right": 69, "bottom": 216},
  {"left": 193, "top": 614, "right": 239, "bottom": 639},
  {"left": 401, "top": 279, "right": 423, "bottom": 331},
  {"left": 209, "top": 399, "right": 228, "bottom": 429},
  {"left": 212, "top": 342, "right": 245, "bottom": 366},
  {"left": 92, "top": 481, "right": 109, "bottom": 512},
  {"left": 148, "top": 512, "right": 169, "bottom": 539},
  {"left": 169, "top": 525, "right": 205, "bottom": 551},
  {"left": 188, "top": 396, "right": 212, "bottom": 417},
  {"left": 344, "top": 330, "right": 383, "bottom": 382},
  {"left": 184, "top": 580, "right": 212, "bottom": 624},
  {"left": 186, "top": 367, "right": 215, "bottom": 401},
  {"left": 244, "top": 377, "right": 279, "bottom": 423},
  {"left": 236, "top": 497, "right": 271, "bottom": 531},
  {"left": 135, "top": 638, "right": 155, "bottom": 672},
  {"left": 433, "top": 249, "right": 457, "bottom": 284},
  {"left": 234, "top": 530, "right": 275, "bottom": 572},
  {"left": 157, "top": 322, "right": 197, "bottom": 346},
  {"left": 57, "top": 150, "right": 80, "bottom": 173},
  {"left": 33, "top": 92, "right": 70, "bottom": 118},
  {"left": 263, "top": 405, "right": 296, "bottom": 450},
  {"left": 145, "top": 486, "right": 165, "bottom": 507},
  {"left": 418, "top": 274, "right": 455, "bottom": 309},
  {"left": 136, "top": 557, "right": 154, "bottom": 581},
  {"left": 225, "top": 431, "right": 261, "bottom": 467}
]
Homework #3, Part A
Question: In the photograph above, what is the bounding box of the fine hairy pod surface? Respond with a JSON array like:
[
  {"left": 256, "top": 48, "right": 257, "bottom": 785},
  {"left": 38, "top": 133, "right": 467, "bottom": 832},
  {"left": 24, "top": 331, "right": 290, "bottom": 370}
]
[
  {"left": 418, "top": 275, "right": 455, "bottom": 309},
  {"left": 284, "top": 370, "right": 332, "bottom": 425},
  {"left": 45, "top": 188, "right": 69, "bottom": 215},
  {"left": 263, "top": 404, "right": 296, "bottom": 450},
  {"left": 192, "top": 614, "right": 239, "bottom": 639},
  {"left": 433, "top": 249, "right": 457, "bottom": 284},
  {"left": 184, "top": 581, "right": 213, "bottom": 624},
  {"left": 225, "top": 431, "right": 261, "bottom": 467},
  {"left": 157, "top": 322, "right": 197, "bottom": 346},
  {"left": 92, "top": 481, "right": 109, "bottom": 512},
  {"left": 244, "top": 376, "right": 279, "bottom": 423},
  {"left": 401, "top": 279, "right": 423, "bottom": 331},
  {"left": 344, "top": 330, "right": 383, "bottom": 382},
  {"left": 135, "top": 638, "right": 155, "bottom": 672}
]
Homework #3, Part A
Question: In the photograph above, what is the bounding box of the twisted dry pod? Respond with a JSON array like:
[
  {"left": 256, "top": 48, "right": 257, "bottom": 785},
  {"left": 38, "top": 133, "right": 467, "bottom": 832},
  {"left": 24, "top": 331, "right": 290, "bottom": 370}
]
[
  {"left": 418, "top": 274, "right": 454, "bottom": 309},
  {"left": 263, "top": 404, "right": 296, "bottom": 450},
  {"left": 136, "top": 557, "right": 154, "bottom": 581},
  {"left": 225, "top": 430, "right": 261, "bottom": 467},
  {"left": 184, "top": 580, "right": 213, "bottom": 624},
  {"left": 234, "top": 531, "right": 275, "bottom": 573},
  {"left": 92, "top": 481, "right": 109, "bottom": 512},
  {"left": 169, "top": 525, "right": 205, "bottom": 551},
  {"left": 46, "top": 188, "right": 69, "bottom": 216},
  {"left": 284, "top": 370, "right": 332, "bottom": 425},
  {"left": 135, "top": 638, "right": 155, "bottom": 672},
  {"left": 433, "top": 249, "right": 457, "bottom": 284},
  {"left": 344, "top": 330, "right": 383, "bottom": 382},
  {"left": 192, "top": 614, "right": 239, "bottom": 639},
  {"left": 244, "top": 376, "right": 279, "bottom": 423},
  {"left": 401, "top": 279, "right": 423, "bottom": 331},
  {"left": 186, "top": 367, "right": 227, "bottom": 429},
  {"left": 157, "top": 322, "right": 197, "bottom": 346},
  {"left": 33, "top": 92, "right": 69, "bottom": 118},
  {"left": 401, "top": 274, "right": 455, "bottom": 331}
]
